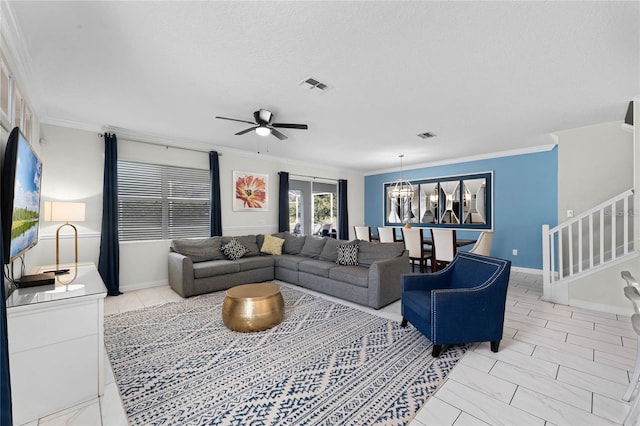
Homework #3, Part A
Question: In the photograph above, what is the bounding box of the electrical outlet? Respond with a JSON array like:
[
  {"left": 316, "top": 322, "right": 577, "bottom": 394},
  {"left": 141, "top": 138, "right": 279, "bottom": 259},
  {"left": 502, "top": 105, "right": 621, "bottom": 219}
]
[
  {"left": 512, "top": 249, "right": 518, "bottom": 256},
  {"left": 567, "top": 210, "right": 574, "bottom": 218}
]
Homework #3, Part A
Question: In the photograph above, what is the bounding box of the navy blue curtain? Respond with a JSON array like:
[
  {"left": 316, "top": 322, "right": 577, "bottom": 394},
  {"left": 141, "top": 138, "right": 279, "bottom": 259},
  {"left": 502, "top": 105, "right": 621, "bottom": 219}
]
[
  {"left": 278, "top": 172, "right": 289, "bottom": 232},
  {"left": 209, "top": 151, "right": 222, "bottom": 236},
  {"left": 0, "top": 216, "right": 12, "bottom": 424},
  {"left": 98, "top": 133, "right": 121, "bottom": 296},
  {"left": 338, "top": 179, "right": 349, "bottom": 240}
]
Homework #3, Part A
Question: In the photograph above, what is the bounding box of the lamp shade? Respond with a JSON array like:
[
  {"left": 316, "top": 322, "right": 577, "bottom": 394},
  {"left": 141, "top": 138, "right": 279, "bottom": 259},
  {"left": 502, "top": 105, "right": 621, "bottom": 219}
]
[{"left": 44, "top": 201, "right": 86, "bottom": 222}]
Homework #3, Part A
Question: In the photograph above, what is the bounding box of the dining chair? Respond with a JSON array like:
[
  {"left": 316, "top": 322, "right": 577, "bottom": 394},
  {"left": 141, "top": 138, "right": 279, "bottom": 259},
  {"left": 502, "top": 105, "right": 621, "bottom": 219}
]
[
  {"left": 377, "top": 227, "right": 397, "bottom": 243},
  {"left": 621, "top": 271, "right": 640, "bottom": 426},
  {"left": 430, "top": 228, "right": 456, "bottom": 272},
  {"left": 468, "top": 231, "right": 493, "bottom": 256},
  {"left": 401, "top": 227, "right": 431, "bottom": 273},
  {"left": 625, "top": 313, "right": 640, "bottom": 426},
  {"left": 621, "top": 271, "right": 640, "bottom": 403},
  {"left": 354, "top": 226, "right": 372, "bottom": 242}
]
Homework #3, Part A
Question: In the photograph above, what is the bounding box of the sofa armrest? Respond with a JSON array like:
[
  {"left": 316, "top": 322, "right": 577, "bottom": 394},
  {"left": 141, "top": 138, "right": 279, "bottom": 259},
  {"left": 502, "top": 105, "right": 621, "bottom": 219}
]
[
  {"left": 367, "top": 254, "right": 410, "bottom": 309},
  {"left": 168, "top": 251, "right": 194, "bottom": 298}
]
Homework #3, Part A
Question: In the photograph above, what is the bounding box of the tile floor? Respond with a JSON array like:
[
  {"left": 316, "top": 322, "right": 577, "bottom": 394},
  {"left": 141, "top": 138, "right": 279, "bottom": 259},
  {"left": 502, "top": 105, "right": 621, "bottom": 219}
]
[{"left": 27, "top": 271, "right": 638, "bottom": 425}]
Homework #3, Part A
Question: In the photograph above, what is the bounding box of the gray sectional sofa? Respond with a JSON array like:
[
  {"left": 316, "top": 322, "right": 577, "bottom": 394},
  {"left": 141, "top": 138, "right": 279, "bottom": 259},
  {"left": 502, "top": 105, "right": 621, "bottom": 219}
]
[{"left": 167, "top": 231, "right": 409, "bottom": 309}]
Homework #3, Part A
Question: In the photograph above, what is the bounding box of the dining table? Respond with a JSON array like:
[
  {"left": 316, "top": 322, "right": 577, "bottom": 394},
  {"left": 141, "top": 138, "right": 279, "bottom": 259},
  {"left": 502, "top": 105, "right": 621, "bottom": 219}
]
[
  {"left": 371, "top": 233, "right": 477, "bottom": 248},
  {"left": 372, "top": 229, "right": 477, "bottom": 273},
  {"left": 422, "top": 237, "right": 476, "bottom": 248}
]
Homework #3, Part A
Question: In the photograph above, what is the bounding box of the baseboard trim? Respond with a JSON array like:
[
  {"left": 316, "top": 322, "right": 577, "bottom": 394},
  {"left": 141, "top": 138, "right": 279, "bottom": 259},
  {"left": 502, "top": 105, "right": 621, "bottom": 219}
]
[
  {"left": 120, "top": 280, "right": 167, "bottom": 293},
  {"left": 511, "top": 266, "right": 542, "bottom": 275},
  {"left": 567, "top": 298, "right": 633, "bottom": 317}
]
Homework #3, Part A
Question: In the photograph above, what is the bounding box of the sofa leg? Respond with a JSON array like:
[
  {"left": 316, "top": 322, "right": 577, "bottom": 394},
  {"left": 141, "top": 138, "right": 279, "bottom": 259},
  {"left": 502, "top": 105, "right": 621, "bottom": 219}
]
[
  {"left": 400, "top": 318, "right": 408, "bottom": 327},
  {"left": 490, "top": 340, "right": 500, "bottom": 352},
  {"left": 432, "top": 344, "right": 443, "bottom": 357}
]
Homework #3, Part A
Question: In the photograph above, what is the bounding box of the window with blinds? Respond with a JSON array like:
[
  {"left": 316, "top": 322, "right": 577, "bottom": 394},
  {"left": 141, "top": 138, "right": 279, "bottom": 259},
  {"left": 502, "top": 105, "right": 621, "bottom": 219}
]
[{"left": 117, "top": 161, "right": 210, "bottom": 241}]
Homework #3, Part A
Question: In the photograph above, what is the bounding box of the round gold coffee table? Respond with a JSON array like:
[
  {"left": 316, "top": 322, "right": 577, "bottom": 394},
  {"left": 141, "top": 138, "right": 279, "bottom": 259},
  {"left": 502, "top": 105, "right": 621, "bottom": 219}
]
[{"left": 222, "top": 283, "right": 284, "bottom": 332}]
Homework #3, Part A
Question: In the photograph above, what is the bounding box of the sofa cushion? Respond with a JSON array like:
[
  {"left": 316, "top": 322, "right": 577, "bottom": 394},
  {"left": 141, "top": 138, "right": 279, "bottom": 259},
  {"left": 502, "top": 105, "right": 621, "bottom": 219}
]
[
  {"left": 300, "top": 236, "right": 327, "bottom": 258},
  {"left": 221, "top": 238, "right": 248, "bottom": 260},
  {"left": 337, "top": 243, "right": 359, "bottom": 266},
  {"left": 318, "top": 237, "right": 340, "bottom": 262},
  {"left": 329, "top": 265, "right": 369, "bottom": 288},
  {"left": 357, "top": 240, "right": 405, "bottom": 266},
  {"left": 171, "top": 237, "right": 225, "bottom": 262},
  {"left": 193, "top": 259, "right": 240, "bottom": 279},
  {"left": 260, "top": 234, "right": 285, "bottom": 255},
  {"left": 283, "top": 232, "right": 306, "bottom": 254},
  {"left": 299, "top": 259, "right": 335, "bottom": 278},
  {"left": 236, "top": 256, "right": 275, "bottom": 271},
  {"left": 274, "top": 254, "right": 308, "bottom": 271}
]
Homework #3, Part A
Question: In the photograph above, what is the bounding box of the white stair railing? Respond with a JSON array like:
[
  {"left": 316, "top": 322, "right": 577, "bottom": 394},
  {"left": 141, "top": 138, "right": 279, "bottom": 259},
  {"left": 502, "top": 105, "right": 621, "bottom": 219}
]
[{"left": 542, "top": 189, "right": 635, "bottom": 299}]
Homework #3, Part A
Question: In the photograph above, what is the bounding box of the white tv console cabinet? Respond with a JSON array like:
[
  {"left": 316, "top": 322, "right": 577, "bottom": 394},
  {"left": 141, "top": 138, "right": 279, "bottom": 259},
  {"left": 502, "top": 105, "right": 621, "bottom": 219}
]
[{"left": 6, "top": 263, "right": 107, "bottom": 425}]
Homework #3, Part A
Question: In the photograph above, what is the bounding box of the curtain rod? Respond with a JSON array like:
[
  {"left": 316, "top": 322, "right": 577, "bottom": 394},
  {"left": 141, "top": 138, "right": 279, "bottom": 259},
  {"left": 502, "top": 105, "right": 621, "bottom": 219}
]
[
  {"left": 98, "top": 132, "right": 221, "bottom": 155},
  {"left": 288, "top": 173, "right": 340, "bottom": 183}
]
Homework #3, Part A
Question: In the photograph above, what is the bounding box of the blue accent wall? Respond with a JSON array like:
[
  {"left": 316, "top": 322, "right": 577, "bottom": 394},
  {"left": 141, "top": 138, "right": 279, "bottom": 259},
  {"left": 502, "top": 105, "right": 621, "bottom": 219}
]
[{"left": 365, "top": 147, "right": 558, "bottom": 269}]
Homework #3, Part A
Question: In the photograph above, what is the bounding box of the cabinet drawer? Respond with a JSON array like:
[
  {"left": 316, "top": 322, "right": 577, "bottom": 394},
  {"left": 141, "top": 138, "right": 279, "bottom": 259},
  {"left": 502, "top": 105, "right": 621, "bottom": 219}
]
[{"left": 8, "top": 300, "right": 99, "bottom": 353}]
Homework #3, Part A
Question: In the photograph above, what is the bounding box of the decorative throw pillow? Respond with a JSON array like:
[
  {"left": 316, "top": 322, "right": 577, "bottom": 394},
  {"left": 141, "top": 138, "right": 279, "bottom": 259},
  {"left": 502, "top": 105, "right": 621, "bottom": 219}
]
[
  {"left": 336, "top": 243, "right": 359, "bottom": 266},
  {"left": 220, "top": 238, "right": 248, "bottom": 260},
  {"left": 260, "top": 234, "right": 285, "bottom": 256}
]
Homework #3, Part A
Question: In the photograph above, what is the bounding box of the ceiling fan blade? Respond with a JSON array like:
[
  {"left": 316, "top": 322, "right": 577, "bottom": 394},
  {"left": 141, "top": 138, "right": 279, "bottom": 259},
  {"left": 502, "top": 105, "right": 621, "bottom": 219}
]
[
  {"left": 235, "top": 126, "right": 258, "bottom": 136},
  {"left": 272, "top": 123, "right": 308, "bottom": 130},
  {"left": 270, "top": 128, "right": 288, "bottom": 140},
  {"left": 216, "top": 116, "right": 257, "bottom": 125}
]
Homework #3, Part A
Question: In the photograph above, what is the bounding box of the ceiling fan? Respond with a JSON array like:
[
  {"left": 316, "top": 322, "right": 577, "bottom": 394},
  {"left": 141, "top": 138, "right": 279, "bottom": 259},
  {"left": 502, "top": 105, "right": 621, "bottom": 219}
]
[{"left": 215, "top": 109, "right": 308, "bottom": 140}]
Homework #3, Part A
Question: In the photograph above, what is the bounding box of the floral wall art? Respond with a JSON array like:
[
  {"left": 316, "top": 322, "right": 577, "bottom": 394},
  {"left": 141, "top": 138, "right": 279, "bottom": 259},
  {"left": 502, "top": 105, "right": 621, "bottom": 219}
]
[{"left": 233, "top": 171, "right": 268, "bottom": 211}]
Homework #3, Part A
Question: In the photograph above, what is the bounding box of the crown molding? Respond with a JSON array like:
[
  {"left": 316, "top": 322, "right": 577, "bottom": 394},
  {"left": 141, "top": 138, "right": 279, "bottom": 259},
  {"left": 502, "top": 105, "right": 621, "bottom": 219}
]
[
  {"left": 0, "top": 0, "right": 42, "bottom": 116},
  {"left": 364, "top": 143, "right": 558, "bottom": 176}
]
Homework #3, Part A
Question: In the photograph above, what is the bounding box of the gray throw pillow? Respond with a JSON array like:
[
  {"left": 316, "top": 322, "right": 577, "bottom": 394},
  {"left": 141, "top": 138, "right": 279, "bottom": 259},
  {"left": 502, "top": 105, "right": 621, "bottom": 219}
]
[
  {"left": 318, "top": 237, "right": 340, "bottom": 262},
  {"left": 256, "top": 234, "right": 265, "bottom": 252},
  {"left": 171, "top": 237, "right": 224, "bottom": 262},
  {"left": 234, "top": 235, "right": 260, "bottom": 257},
  {"left": 283, "top": 231, "right": 306, "bottom": 254},
  {"left": 300, "top": 236, "right": 328, "bottom": 258},
  {"left": 357, "top": 240, "right": 406, "bottom": 267}
]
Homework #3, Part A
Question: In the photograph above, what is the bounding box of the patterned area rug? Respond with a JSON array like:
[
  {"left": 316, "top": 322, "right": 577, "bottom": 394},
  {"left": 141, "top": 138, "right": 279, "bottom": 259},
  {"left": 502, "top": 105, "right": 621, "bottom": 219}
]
[{"left": 104, "top": 286, "right": 466, "bottom": 425}]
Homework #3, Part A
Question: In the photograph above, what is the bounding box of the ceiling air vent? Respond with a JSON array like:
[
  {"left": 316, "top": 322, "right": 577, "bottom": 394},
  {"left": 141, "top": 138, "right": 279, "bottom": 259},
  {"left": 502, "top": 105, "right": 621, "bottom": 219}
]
[
  {"left": 418, "top": 132, "right": 436, "bottom": 139},
  {"left": 299, "top": 77, "right": 331, "bottom": 94}
]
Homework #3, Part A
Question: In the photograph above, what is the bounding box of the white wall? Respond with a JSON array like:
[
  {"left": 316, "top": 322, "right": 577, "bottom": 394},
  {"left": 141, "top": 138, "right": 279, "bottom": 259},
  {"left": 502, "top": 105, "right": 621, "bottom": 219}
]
[
  {"left": 568, "top": 257, "right": 639, "bottom": 315},
  {"left": 27, "top": 124, "right": 364, "bottom": 290},
  {"left": 554, "top": 121, "right": 636, "bottom": 314},
  {"left": 555, "top": 121, "right": 633, "bottom": 219},
  {"left": 26, "top": 124, "right": 103, "bottom": 272}
]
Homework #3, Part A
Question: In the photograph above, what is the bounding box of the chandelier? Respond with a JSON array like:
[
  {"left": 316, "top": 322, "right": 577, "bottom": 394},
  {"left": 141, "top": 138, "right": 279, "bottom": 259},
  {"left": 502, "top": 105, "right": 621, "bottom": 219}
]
[{"left": 389, "top": 154, "right": 414, "bottom": 199}]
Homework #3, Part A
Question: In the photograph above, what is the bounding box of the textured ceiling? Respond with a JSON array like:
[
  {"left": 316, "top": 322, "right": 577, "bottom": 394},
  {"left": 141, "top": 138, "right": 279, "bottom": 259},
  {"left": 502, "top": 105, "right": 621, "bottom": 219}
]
[{"left": 8, "top": 1, "right": 640, "bottom": 174}]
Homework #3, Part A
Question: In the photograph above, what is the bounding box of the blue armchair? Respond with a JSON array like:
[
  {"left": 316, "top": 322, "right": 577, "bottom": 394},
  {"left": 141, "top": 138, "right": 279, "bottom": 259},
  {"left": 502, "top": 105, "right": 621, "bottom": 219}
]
[{"left": 401, "top": 252, "right": 511, "bottom": 357}]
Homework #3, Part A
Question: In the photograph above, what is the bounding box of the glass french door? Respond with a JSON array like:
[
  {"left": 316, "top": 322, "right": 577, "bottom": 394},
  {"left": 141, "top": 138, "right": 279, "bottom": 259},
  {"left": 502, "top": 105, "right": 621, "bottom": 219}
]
[{"left": 288, "top": 179, "right": 338, "bottom": 236}]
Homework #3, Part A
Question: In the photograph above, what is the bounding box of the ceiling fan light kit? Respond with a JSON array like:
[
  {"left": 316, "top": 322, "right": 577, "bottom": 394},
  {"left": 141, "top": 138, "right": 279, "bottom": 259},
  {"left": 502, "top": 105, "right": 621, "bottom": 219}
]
[
  {"left": 256, "top": 126, "right": 271, "bottom": 136},
  {"left": 216, "top": 109, "right": 308, "bottom": 140}
]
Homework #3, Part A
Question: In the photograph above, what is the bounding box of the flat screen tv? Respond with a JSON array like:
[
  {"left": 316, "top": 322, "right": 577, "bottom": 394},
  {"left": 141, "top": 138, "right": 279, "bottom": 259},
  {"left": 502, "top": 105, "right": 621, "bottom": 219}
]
[{"left": 1, "top": 127, "right": 43, "bottom": 264}]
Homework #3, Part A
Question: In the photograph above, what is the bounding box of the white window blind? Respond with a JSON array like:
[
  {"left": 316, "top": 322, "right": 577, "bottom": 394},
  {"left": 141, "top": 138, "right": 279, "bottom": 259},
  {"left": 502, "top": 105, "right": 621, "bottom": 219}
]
[{"left": 117, "top": 161, "right": 210, "bottom": 241}]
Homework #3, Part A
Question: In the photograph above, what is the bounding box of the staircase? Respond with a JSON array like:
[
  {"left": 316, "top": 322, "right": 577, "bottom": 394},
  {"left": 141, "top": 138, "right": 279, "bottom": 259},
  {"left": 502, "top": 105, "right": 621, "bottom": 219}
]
[{"left": 542, "top": 189, "right": 637, "bottom": 304}]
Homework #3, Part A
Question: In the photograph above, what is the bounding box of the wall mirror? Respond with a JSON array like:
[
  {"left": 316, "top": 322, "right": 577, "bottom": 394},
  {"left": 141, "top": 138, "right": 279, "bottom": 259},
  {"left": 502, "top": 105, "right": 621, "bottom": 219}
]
[
  {"left": 385, "top": 185, "right": 419, "bottom": 224},
  {"left": 384, "top": 172, "right": 492, "bottom": 230}
]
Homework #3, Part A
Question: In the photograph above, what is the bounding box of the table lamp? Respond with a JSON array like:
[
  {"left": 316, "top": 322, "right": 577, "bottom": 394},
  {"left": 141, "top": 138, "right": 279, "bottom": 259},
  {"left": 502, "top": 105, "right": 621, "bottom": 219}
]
[{"left": 44, "top": 201, "right": 86, "bottom": 269}]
